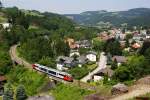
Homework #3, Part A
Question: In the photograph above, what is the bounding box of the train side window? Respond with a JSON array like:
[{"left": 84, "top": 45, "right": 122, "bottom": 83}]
[
  {"left": 48, "top": 70, "right": 56, "bottom": 75},
  {"left": 40, "top": 68, "right": 47, "bottom": 72},
  {"left": 59, "top": 73, "right": 65, "bottom": 77}
]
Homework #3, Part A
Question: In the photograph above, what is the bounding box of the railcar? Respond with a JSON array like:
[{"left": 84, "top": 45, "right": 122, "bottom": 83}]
[{"left": 32, "top": 64, "right": 73, "bottom": 82}]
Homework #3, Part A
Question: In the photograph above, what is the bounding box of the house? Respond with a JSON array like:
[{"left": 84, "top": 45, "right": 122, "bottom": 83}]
[
  {"left": 112, "top": 56, "right": 127, "bottom": 66},
  {"left": 0, "top": 76, "right": 7, "bottom": 95},
  {"left": 77, "top": 55, "right": 88, "bottom": 67},
  {"left": 86, "top": 51, "right": 97, "bottom": 62},
  {"left": 140, "top": 30, "right": 147, "bottom": 35},
  {"left": 119, "top": 41, "right": 126, "bottom": 48},
  {"left": 0, "top": 23, "right": 11, "bottom": 29},
  {"left": 132, "top": 43, "right": 141, "bottom": 49},
  {"left": 133, "top": 34, "right": 143, "bottom": 41},
  {"left": 65, "top": 38, "right": 79, "bottom": 49},
  {"left": 93, "top": 67, "right": 114, "bottom": 82},
  {"left": 56, "top": 56, "right": 74, "bottom": 70},
  {"left": 75, "top": 40, "right": 91, "bottom": 48},
  {"left": 70, "top": 50, "right": 80, "bottom": 57}
]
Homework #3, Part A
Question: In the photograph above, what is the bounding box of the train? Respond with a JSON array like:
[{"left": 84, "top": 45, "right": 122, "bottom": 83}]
[{"left": 32, "top": 64, "right": 73, "bottom": 82}]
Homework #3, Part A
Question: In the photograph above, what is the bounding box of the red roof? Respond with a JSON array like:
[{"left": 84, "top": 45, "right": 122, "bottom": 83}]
[{"left": 132, "top": 43, "right": 141, "bottom": 49}]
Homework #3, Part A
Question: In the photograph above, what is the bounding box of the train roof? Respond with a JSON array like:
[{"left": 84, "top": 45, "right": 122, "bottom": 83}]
[{"left": 34, "top": 64, "right": 71, "bottom": 76}]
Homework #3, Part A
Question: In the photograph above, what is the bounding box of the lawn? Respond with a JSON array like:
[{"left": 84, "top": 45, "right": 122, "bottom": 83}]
[
  {"left": 0, "top": 96, "right": 2, "bottom": 100},
  {"left": 68, "top": 64, "right": 97, "bottom": 79},
  {"left": 6, "top": 66, "right": 49, "bottom": 96},
  {"left": 50, "top": 83, "right": 93, "bottom": 100},
  {"left": 0, "top": 16, "right": 7, "bottom": 22}
]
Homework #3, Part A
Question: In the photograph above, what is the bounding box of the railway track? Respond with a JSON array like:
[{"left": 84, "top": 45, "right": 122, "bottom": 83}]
[{"left": 9, "top": 44, "right": 99, "bottom": 91}]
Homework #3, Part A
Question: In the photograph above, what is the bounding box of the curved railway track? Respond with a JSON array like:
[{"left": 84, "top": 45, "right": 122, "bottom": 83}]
[{"left": 9, "top": 44, "right": 99, "bottom": 91}]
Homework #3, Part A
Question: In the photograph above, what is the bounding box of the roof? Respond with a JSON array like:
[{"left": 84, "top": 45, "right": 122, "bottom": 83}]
[
  {"left": 86, "top": 51, "right": 97, "bottom": 55},
  {"left": 77, "top": 55, "right": 88, "bottom": 64},
  {"left": 56, "top": 56, "right": 73, "bottom": 64},
  {"left": 0, "top": 76, "right": 7, "bottom": 82},
  {"left": 95, "top": 67, "right": 114, "bottom": 77},
  {"left": 132, "top": 43, "right": 141, "bottom": 49},
  {"left": 112, "top": 56, "right": 127, "bottom": 63}
]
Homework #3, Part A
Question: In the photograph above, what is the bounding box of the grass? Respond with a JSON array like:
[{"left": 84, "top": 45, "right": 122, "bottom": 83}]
[
  {"left": 29, "top": 25, "right": 39, "bottom": 29},
  {"left": 68, "top": 64, "right": 97, "bottom": 79},
  {"left": 50, "top": 83, "right": 93, "bottom": 100},
  {"left": 6, "top": 66, "right": 49, "bottom": 96},
  {"left": 0, "top": 96, "right": 2, "bottom": 100},
  {"left": 0, "top": 16, "right": 7, "bottom": 23},
  {"left": 90, "top": 80, "right": 112, "bottom": 96}
]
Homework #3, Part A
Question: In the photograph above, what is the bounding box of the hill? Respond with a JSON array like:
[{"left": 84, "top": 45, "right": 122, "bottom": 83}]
[{"left": 65, "top": 8, "right": 150, "bottom": 27}]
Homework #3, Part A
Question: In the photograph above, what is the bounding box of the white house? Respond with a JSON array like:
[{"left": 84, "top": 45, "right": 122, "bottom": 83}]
[
  {"left": 56, "top": 63, "right": 68, "bottom": 71},
  {"left": 86, "top": 51, "right": 97, "bottom": 62},
  {"left": 0, "top": 23, "right": 11, "bottom": 29},
  {"left": 93, "top": 67, "right": 114, "bottom": 82},
  {"left": 56, "top": 63, "right": 64, "bottom": 70},
  {"left": 70, "top": 50, "right": 80, "bottom": 57}
]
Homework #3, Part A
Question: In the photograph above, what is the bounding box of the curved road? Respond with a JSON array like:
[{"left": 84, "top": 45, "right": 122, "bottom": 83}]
[{"left": 81, "top": 52, "right": 107, "bottom": 82}]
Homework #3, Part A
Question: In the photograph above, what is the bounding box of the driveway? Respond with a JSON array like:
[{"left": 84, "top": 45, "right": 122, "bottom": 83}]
[{"left": 81, "top": 52, "right": 107, "bottom": 82}]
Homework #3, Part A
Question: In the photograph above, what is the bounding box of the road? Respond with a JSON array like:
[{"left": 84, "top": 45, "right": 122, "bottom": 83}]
[{"left": 81, "top": 52, "right": 107, "bottom": 82}]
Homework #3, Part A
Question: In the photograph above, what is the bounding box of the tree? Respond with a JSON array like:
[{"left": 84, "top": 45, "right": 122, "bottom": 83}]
[
  {"left": 16, "top": 85, "right": 27, "bottom": 100},
  {"left": 3, "top": 83, "right": 14, "bottom": 100},
  {"left": 105, "top": 39, "right": 122, "bottom": 55},
  {"left": 111, "top": 59, "right": 118, "bottom": 70},
  {"left": 127, "top": 55, "right": 150, "bottom": 78},
  {"left": 113, "top": 66, "right": 132, "bottom": 82},
  {"left": 38, "top": 57, "right": 56, "bottom": 69},
  {"left": 139, "top": 40, "right": 150, "bottom": 55},
  {"left": 144, "top": 48, "right": 150, "bottom": 62},
  {"left": 93, "top": 38, "right": 105, "bottom": 52}
]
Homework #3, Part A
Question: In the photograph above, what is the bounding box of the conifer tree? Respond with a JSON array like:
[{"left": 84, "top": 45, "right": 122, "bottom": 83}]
[
  {"left": 16, "top": 85, "right": 27, "bottom": 100},
  {"left": 3, "top": 83, "right": 14, "bottom": 100}
]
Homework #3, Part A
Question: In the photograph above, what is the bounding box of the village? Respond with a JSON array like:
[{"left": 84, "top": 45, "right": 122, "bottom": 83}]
[{"left": 1, "top": 3, "right": 150, "bottom": 99}]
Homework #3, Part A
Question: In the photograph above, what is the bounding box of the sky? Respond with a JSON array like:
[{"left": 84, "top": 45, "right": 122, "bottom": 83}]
[{"left": 2, "top": 0, "right": 150, "bottom": 14}]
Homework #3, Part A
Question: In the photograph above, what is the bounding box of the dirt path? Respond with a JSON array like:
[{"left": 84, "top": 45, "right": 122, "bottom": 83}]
[{"left": 110, "top": 84, "right": 150, "bottom": 100}]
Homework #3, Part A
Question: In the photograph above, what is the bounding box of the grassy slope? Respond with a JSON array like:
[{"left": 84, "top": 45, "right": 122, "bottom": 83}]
[
  {"left": 50, "top": 83, "right": 93, "bottom": 100},
  {"left": 6, "top": 66, "right": 48, "bottom": 96}
]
